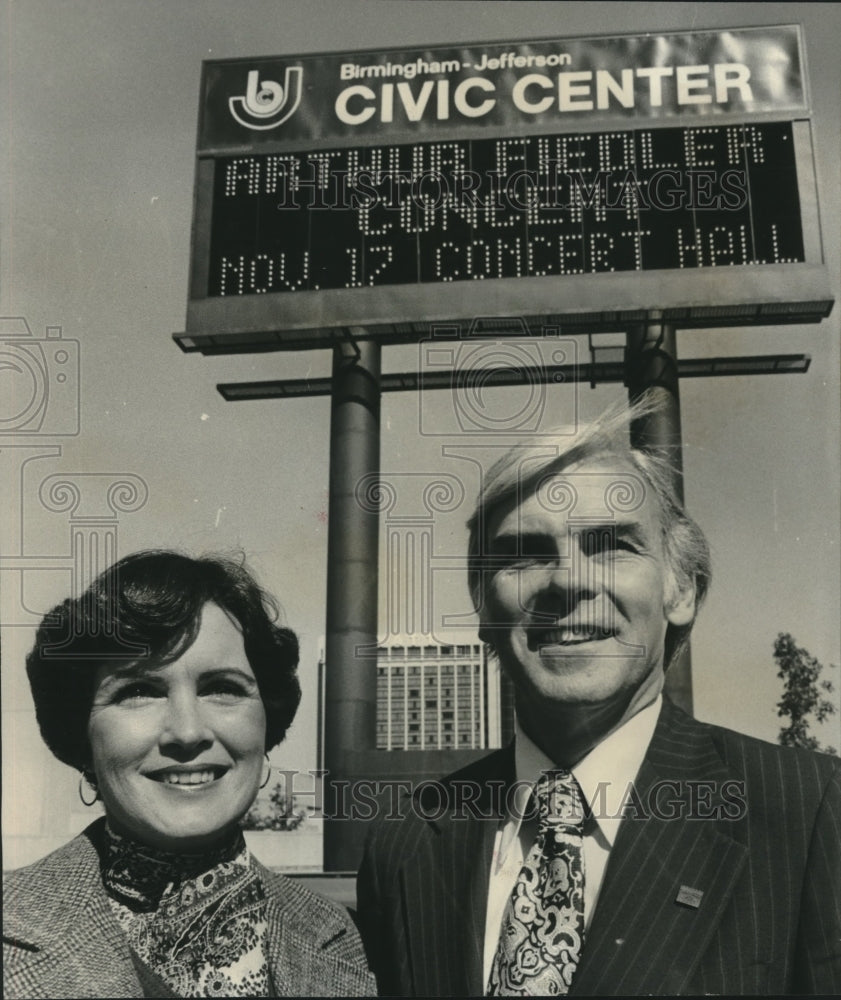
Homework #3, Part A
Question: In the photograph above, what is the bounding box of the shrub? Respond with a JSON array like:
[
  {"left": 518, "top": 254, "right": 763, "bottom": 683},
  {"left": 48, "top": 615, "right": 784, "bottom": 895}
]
[{"left": 241, "top": 781, "right": 307, "bottom": 831}]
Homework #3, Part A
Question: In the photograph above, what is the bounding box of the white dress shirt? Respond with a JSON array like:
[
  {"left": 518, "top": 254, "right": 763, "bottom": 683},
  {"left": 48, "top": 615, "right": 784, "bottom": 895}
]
[{"left": 482, "top": 696, "right": 661, "bottom": 989}]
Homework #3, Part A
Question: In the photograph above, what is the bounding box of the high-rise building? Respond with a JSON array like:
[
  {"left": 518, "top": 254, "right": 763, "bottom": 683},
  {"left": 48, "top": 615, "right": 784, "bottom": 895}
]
[{"left": 375, "top": 639, "right": 511, "bottom": 751}]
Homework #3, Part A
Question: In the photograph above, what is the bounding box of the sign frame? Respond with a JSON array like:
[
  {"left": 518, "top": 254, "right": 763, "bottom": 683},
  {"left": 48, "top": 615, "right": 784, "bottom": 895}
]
[{"left": 178, "top": 25, "right": 832, "bottom": 353}]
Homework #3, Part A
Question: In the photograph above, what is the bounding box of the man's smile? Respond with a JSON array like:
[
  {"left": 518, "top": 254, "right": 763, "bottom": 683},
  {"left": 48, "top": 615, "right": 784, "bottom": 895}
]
[{"left": 526, "top": 624, "right": 617, "bottom": 650}]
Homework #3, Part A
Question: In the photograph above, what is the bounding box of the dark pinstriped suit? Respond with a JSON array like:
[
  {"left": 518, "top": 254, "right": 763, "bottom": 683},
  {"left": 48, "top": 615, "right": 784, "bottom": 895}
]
[{"left": 357, "top": 698, "right": 841, "bottom": 996}]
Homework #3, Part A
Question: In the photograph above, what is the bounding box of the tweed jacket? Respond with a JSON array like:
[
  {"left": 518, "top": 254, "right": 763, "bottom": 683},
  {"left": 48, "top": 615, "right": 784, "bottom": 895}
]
[
  {"left": 3, "top": 818, "right": 375, "bottom": 999},
  {"left": 357, "top": 697, "right": 841, "bottom": 996}
]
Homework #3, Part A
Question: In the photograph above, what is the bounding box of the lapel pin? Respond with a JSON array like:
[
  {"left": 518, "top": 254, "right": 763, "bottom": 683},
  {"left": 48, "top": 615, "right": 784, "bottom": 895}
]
[{"left": 676, "top": 885, "right": 704, "bottom": 909}]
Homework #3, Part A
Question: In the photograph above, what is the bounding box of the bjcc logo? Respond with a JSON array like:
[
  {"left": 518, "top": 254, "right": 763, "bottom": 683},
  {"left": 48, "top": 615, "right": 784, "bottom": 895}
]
[{"left": 229, "top": 68, "right": 303, "bottom": 130}]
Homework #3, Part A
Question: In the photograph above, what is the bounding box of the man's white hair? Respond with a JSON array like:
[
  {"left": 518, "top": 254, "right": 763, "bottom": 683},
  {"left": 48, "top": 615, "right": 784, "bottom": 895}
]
[{"left": 466, "top": 391, "right": 711, "bottom": 668}]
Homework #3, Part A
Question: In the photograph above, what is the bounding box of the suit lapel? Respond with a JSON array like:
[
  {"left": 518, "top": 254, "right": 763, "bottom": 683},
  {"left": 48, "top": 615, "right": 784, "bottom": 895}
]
[
  {"left": 401, "top": 748, "right": 513, "bottom": 997},
  {"left": 260, "top": 870, "right": 373, "bottom": 997},
  {"left": 571, "top": 700, "right": 748, "bottom": 996},
  {"left": 401, "top": 811, "right": 497, "bottom": 996},
  {"left": 6, "top": 825, "right": 142, "bottom": 998},
  {"left": 11, "top": 914, "right": 141, "bottom": 999},
  {"left": 264, "top": 898, "right": 356, "bottom": 996}
]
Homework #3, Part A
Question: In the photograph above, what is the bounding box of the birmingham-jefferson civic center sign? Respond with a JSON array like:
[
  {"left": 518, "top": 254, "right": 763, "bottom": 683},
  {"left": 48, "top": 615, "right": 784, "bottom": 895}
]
[{"left": 178, "top": 24, "right": 831, "bottom": 351}]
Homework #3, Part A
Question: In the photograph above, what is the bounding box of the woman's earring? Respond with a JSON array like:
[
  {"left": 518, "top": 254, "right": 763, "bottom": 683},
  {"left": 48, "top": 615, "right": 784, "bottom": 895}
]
[
  {"left": 260, "top": 754, "right": 272, "bottom": 789},
  {"left": 78, "top": 770, "right": 99, "bottom": 807}
]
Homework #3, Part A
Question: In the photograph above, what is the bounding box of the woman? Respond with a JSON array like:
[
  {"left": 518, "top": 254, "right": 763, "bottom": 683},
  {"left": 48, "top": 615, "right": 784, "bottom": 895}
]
[{"left": 4, "top": 551, "right": 374, "bottom": 998}]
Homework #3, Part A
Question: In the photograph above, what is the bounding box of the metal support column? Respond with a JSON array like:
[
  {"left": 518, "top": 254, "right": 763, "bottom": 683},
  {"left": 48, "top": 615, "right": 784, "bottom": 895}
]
[
  {"left": 323, "top": 333, "right": 381, "bottom": 871},
  {"left": 626, "top": 318, "right": 684, "bottom": 497},
  {"left": 625, "top": 317, "right": 693, "bottom": 714}
]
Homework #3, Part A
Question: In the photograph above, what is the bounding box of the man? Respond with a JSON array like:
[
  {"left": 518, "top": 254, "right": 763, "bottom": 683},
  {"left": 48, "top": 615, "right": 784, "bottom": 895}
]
[{"left": 356, "top": 397, "right": 841, "bottom": 996}]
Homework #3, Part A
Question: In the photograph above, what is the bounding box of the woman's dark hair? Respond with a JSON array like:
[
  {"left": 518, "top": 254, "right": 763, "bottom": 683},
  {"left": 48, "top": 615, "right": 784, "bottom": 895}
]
[{"left": 25, "top": 550, "right": 301, "bottom": 771}]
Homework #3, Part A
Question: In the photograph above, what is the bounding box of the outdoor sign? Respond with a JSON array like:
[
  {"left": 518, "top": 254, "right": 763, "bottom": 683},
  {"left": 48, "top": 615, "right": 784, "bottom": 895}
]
[
  {"left": 197, "top": 26, "right": 808, "bottom": 148},
  {"left": 180, "top": 25, "right": 832, "bottom": 352}
]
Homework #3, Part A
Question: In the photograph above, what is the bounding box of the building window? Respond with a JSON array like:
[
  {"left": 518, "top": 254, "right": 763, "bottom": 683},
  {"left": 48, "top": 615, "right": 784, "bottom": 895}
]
[{"left": 375, "top": 635, "right": 494, "bottom": 753}]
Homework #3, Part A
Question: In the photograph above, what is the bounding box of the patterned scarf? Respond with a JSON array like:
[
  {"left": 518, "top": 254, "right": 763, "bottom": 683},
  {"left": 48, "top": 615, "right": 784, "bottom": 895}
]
[{"left": 101, "top": 826, "right": 270, "bottom": 997}]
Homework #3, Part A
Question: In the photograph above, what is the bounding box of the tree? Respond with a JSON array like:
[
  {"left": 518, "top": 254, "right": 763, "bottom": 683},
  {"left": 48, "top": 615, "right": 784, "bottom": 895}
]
[
  {"left": 241, "top": 781, "right": 308, "bottom": 831},
  {"left": 774, "top": 632, "right": 837, "bottom": 755}
]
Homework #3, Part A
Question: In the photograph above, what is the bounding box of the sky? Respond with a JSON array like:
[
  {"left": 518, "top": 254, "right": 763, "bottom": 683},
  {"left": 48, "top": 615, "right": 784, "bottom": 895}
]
[{"left": 2, "top": 1, "right": 839, "bottom": 863}]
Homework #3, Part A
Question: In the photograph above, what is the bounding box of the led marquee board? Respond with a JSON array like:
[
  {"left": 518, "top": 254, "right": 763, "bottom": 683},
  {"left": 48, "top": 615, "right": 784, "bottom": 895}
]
[{"left": 180, "top": 25, "right": 832, "bottom": 352}]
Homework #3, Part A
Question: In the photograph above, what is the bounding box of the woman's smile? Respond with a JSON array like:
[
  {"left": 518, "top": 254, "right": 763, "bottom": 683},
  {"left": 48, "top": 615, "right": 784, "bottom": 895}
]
[{"left": 146, "top": 766, "right": 228, "bottom": 787}]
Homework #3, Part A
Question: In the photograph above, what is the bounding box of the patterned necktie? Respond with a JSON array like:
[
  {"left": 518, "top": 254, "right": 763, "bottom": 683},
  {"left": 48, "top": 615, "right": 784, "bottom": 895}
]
[{"left": 487, "top": 770, "right": 586, "bottom": 996}]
